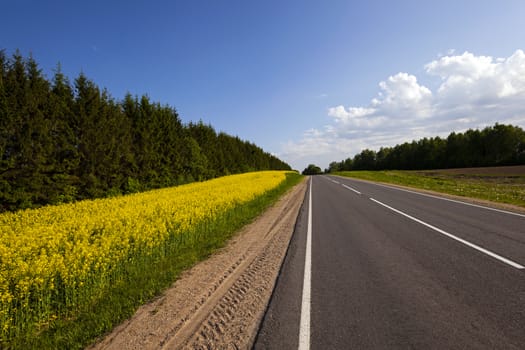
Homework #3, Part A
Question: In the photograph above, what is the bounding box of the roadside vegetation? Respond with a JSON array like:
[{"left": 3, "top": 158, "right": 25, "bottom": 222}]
[
  {"left": 0, "top": 171, "right": 303, "bottom": 349},
  {"left": 326, "top": 123, "right": 525, "bottom": 172},
  {"left": 0, "top": 50, "right": 297, "bottom": 349},
  {"left": 0, "top": 51, "right": 290, "bottom": 213},
  {"left": 326, "top": 123, "right": 525, "bottom": 208},
  {"left": 335, "top": 167, "right": 525, "bottom": 208}
]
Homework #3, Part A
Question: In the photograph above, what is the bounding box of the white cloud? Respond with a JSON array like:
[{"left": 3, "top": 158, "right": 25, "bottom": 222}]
[
  {"left": 374, "top": 72, "right": 432, "bottom": 113},
  {"left": 280, "top": 50, "right": 525, "bottom": 170},
  {"left": 327, "top": 106, "right": 379, "bottom": 126},
  {"left": 425, "top": 50, "right": 525, "bottom": 101}
]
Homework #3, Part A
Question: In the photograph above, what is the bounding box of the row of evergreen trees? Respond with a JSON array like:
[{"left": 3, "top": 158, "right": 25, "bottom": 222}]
[
  {"left": 327, "top": 123, "right": 525, "bottom": 172},
  {"left": 0, "top": 51, "right": 290, "bottom": 212}
]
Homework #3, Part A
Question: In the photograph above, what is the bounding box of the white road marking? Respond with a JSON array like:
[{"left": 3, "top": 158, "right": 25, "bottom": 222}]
[
  {"left": 299, "top": 177, "right": 313, "bottom": 350},
  {"left": 325, "top": 176, "right": 340, "bottom": 184},
  {"left": 369, "top": 182, "right": 525, "bottom": 218},
  {"left": 370, "top": 198, "right": 525, "bottom": 270},
  {"left": 342, "top": 183, "right": 361, "bottom": 195}
]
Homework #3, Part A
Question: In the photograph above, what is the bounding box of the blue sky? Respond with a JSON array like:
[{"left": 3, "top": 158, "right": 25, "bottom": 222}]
[{"left": 2, "top": 1, "right": 525, "bottom": 170}]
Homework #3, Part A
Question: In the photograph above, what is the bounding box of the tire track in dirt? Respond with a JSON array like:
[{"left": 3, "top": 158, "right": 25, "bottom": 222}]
[{"left": 90, "top": 179, "right": 307, "bottom": 350}]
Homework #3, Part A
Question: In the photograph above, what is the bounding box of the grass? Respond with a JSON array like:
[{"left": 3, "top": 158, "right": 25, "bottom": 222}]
[
  {"left": 334, "top": 169, "right": 525, "bottom": 208},
  {"left": 8, "top": 172, "right": 304, "bottom": 350}
]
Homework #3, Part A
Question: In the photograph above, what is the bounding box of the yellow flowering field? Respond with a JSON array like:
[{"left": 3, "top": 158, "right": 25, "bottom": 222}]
[{"left": 0, "top": 171, "right": 288, "bottom": 344}]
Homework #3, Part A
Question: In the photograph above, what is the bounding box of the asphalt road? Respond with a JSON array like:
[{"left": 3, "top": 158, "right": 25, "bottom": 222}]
[{"left": 254, "top": 175, "right": 525, "bottom": 349}]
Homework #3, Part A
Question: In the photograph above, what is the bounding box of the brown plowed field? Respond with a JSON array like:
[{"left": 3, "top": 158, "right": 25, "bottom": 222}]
[{"left": 421, "top": 165, "right": 525, "bottom": 175}]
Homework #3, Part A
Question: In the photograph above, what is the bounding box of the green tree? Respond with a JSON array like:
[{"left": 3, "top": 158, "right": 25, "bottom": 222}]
[
  {"left": 302, "top": 164, "right": 322, "bottom": 175},
  {"left": 0, "top": 50, "right": 12, "bottom": 210},
  {"left": 47, "top": 63, "right": 80, "bottom": 202},
  {"left": 188, "top": 121, "right": 219, "bottom": 179},
  {"left": 0, "top": 51, "right": 293, "bottom": 212},
  {"left": 182, "top": 137, "right": 208, "bottom": 181},
  {"left": 353, "top": 149, "right": 376, "bottom": 170},
  {"left": 327, "top": 161, "right": 341, "bottom": 173}
]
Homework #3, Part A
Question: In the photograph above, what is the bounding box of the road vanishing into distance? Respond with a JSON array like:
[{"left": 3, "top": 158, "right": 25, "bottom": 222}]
[{"left": 254, "top": 175, "right": 525, "bottom": 349}]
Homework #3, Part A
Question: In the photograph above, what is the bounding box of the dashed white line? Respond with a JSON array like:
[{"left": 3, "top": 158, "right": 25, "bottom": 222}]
[
  {"left": 299, "top": 177, "right": 312, "bottom": 350},
  {"left": 371, "top": 182, "right": 525, "bottom": 218},
  {"left": 370, "top": 197, "right": 525, "bottom": 270},
  {"left": 342, "top": 184, "right": 361, "bottom": 195}
]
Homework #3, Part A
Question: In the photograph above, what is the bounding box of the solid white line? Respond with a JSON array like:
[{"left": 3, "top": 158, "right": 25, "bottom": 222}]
[
  {"left": 342, "top": 183, "right": 361, "bottom": 195},
  {"left": 369, "top": 198, "right": 525, "bottom": 269},
  {"left": 298, "top": 177, "right": 312, "bottom": 350},
  {"left": 371, "top": 182, "right": 525, "bottom": 218}
]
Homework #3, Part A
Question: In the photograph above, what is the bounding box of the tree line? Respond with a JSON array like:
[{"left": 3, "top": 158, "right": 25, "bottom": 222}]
[
  {"left": 327, "top": 123, "right": 525, "bottom": 173},
  {"left": 302, "top": 164, "right": 323, "bottom": 175},
  {"left": 0, "top": 51, "right": 290, "bottom": 212}
]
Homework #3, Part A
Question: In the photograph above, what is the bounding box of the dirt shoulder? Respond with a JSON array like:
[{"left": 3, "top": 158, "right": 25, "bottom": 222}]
[{"left": 89, "top": 178, "right": 307, "bottom": 350}]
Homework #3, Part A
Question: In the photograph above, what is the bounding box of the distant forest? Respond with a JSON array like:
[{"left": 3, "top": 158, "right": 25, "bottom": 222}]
[
  {"left": 0, "top": 51, "right": 290, "bottom": 212},
  {"left": 327, "top": 123, "right": 525, "bottom": 173}
]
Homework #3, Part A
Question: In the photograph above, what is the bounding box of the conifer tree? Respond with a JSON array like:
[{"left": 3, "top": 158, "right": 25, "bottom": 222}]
[{"left": 0, "top": 51, "right": 292, "bottom": 211}]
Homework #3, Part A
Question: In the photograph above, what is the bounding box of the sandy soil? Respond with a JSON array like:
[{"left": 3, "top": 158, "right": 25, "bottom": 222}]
[{"left": 88, "top": 178, "right": 307, "bottom": 350}]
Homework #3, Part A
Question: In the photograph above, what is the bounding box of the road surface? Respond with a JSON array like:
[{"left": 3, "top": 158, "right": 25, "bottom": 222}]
[{"left": 254, "top": 175, "right": 525, "bottom": 349}]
